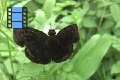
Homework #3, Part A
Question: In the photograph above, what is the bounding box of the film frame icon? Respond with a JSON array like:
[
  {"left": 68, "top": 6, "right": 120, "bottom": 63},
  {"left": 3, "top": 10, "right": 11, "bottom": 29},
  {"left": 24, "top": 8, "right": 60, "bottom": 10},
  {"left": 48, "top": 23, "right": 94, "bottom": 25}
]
[{"left": 7, "top": 7, "right": 28, "bottom": 28}]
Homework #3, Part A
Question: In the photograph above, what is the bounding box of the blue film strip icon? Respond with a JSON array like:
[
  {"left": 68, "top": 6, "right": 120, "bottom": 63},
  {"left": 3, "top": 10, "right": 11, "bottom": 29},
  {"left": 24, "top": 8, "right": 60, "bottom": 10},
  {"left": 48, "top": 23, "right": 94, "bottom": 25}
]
[{"left": 7, "top": 7, "right": 28, "bottom": 28}]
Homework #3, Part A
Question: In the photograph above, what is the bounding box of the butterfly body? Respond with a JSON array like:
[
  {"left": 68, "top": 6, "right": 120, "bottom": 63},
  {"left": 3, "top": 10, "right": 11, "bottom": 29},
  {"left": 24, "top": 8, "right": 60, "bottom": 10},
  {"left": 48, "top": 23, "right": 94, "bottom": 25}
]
[{"left": 13, "top": 24, "right": 80, "bottom": 64}]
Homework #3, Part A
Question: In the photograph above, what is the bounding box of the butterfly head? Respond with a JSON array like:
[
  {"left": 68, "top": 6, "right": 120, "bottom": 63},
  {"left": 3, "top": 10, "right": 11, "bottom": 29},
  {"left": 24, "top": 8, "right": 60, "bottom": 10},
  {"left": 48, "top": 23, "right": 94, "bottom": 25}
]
[{"left": 48, "top": 29, "right": 56, "bottom": 36}]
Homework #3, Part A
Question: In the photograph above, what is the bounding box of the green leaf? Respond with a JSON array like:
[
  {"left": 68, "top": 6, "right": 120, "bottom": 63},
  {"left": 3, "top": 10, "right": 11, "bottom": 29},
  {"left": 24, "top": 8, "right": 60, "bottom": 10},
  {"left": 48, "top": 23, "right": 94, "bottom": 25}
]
[
  {"left": 97, "top": 1, "right": 112, "bottom": 8},
  {"left": 112, "top": 36, "right": 120, "bottom": 52},
  {"left": 110, "top": 4, "right": 120, "bottom": 22},
  {"left": 13, "top": 0, "right": 31, "bottom": 7},
  {"left": 115, "top": 21, "right": 120, "bottom": 29},
  {"left": 15, "top": 51, "right": 30, "bottom": 63},
  {"left": 25, "top": 1, "right": 40, "bottom": 12},
  {"left": 42, "top": 0, "right": 56, "bottom": 19},
  {"left": 99, "top": 19, "right": 115, "bottom": 34},
  {"left": 4, "top": 59, "right": 18, "bottom": 74},
  {"left": 47, "top": 62, "right": 65, "bottom": 75},
  {"left": 96, "top": 9, "right": 104, "bottom": 17},
  {"left": 111, "top": 61, "right": 120, "bottom": 74},
  {"left": 60, "top": 15, "right": 74, "bottom": 23},
  {"left": 114, "top": 27, "right": 120, "bottom": 36},
  {"left": 55, "top": 71, "right": 67, "bottom": 80},
  {"left": 67, "top": 72, "right": 83, "bottom": 80},
  {"left": 83, "top": 1, "right": 89, "bottom": 10},
  {"left": 81, "top": 17, "right": 97, "bottom": 27},
  {"left": 34, "top": 11, "right": 46, "bottom": 30},
  {"left": 16, "top": 63, "right": 42, "bottom": 79},
  {"left": 112, "top": 0, "right": 120, "bottom": 4},
  {"left": 62, "top": 62, "right": 73, "bottom": 72},
  {"left": 0, "top": 74, "right": 4, "bottom": 80},
  {"left": 71, "top": 34, "right": 111, "bottom": 80},
  {"left": 71, "top": 8, "right": 88, "bottom": 24}
]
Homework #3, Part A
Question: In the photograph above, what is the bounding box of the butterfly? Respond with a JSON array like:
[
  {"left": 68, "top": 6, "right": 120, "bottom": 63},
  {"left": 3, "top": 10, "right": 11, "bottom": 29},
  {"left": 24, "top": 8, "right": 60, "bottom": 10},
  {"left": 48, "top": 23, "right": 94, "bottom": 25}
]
[{"left": 13, "top": 24, "right": 80, "bottom": 64}]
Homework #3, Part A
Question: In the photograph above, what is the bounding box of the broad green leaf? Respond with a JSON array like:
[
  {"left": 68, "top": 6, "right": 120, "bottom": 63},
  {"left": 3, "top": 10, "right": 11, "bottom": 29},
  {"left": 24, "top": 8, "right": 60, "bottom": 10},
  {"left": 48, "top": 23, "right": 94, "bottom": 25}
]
[
  {"left": 83, "top": 1, "right": 89, "bottom": 10},
  {"left": 55, "top": 71, "right": 67, "bottom": 80},
  {"left": 60, "top": 15, "right": 74, "bottom": 23},
  {"left": 101, "top": 19, "right": 114, "bottom": 29},
  {"left": 47, "top": 62, "right": 66, "bottom": 75},
  {"left": 72, "top": 34, "right": 101, "bottom": 63},
  {"left": 25, "top": 1, "right": 40, "bottom": 12},
  {"left": 112, "top": 36, "right": 120, "bottom": 52},
  {"left": 62, "top": 62, "right": 73, "bottom": 72},
  {"left": 16, "top": 63, "right": 42, "bottom": 79},
  {"left": 0, "top": 43, "right": 8, "bottom": 50},
  {"left": 111, "top": 61, "right": 120, "bottom": 74},
  {"left": 87, "top": 10, "right": 96, "bottom": 16},
  {"left": 96, "top": 9, "right": 104, "bottom": 17},
  {"left": 0, "top": 69, "right": 9, "bottom": 80},
  {"left": 71, "top": 8, "right": 88, "bottom": 24},
  {"left": 115, "top": 21, "right": 120, "bottom": 29},
  {"left": 13, "top": 0, "right": 31, "bottom": 7},
  {"left": 114, "top": 27, "right": 120, "bottom": 36},
  {"left": 99, "top": 19, "right": 115, "bottom": 34},
  {"left": 35, "top": 0, "right": 45, "bottom": 3},
  {"left": 14, "top": 51, "right": 30, "bottom": 64},
  {"left": 110, "top": 4, "right": 120, "bottom": 22},
  {"left": 71, "top": 34, "right": 111, "bottom": 80},
  {"left": 67, "top": 72, "right": 83, "bottom": 80},
  {"left": 34, "top": 11, "right": 46, "bottom": 30},
  {"left": 0, "top": 73, "right": 4, "bottom": 80},
  {"left": 112, "top": 0, "right": 120, "bottom": 4},
  {"left": 42, "top": 0, "right": 56, "bottom": 19},
  {"left": 4, "top": 59, "right": 18, "bottom": 74},
  {"left": 81, "top": 17, "right": 97, "bottom": 27},
  {"left": 97, "top": 1, "right": 112, "bottom": 8}
]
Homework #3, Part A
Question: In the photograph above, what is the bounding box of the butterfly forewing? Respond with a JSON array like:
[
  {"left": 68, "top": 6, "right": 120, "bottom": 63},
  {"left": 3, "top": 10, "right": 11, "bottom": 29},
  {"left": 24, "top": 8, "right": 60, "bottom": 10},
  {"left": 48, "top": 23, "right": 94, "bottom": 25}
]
[
  {"left": 57, "top": 24, "right": 80, "bottom": 45},
  {"left": 13, "top": 27, "right": 48, "bottom": 46}
]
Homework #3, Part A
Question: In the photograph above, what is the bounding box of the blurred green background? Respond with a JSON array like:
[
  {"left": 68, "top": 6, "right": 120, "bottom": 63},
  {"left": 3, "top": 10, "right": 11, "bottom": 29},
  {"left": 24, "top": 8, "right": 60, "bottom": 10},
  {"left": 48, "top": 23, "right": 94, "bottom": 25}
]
[{"left": 0, "top": 0, "right": 120, "bottom": 80}]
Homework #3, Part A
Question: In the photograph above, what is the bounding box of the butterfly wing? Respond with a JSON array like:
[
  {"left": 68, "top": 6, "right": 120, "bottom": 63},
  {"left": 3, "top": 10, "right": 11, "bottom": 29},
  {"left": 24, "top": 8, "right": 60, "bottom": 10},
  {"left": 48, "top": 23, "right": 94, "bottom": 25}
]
[
  {"left": 13, "top": 27, "right": 47, "bottom": 47},
  {"left": 57, "top": 24, "right": 80, "bottom": 44},
  {"left": 52, "top": 24, "right": 80, "bottom": 62},
  {"left": 13, "top": 27, "right": 51, "bottom": 64},
  {"left": 24, "top": 41, "right": 51, "bottom": 64}
]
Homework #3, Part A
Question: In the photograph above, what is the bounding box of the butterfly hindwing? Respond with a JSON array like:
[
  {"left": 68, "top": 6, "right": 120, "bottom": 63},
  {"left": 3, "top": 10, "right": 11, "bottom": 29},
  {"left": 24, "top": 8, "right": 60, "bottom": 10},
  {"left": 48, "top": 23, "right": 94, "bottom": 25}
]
[{"left": 25, "top": 41, "right": 51, "bottom": 64}]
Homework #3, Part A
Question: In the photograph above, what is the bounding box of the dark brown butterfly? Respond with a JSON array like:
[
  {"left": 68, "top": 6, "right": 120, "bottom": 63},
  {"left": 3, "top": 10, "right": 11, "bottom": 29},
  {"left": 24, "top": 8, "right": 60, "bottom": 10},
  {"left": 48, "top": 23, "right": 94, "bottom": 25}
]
[{"left": 13, "top": 24, "right": 80, "bottom": 64}]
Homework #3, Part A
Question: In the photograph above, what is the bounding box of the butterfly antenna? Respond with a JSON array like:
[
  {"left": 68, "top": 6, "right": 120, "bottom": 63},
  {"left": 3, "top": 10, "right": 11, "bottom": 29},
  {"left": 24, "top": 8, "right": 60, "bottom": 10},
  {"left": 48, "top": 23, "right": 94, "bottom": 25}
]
[
  {"left": 34, "top": 20, "right": 48, "bottom": 29},
  {"left": 50, "top": 23, "right": 52, "bottom": 29},
  {"left": 56, "top": 21, "right": 63, "bottom": 29}
]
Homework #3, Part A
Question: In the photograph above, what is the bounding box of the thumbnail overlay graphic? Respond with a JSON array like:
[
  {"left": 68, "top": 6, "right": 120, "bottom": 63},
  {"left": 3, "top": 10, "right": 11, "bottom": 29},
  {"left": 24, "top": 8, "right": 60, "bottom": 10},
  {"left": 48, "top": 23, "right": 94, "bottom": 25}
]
[{"left": 7, "top": 7, "right": 28, "bottom": 28}]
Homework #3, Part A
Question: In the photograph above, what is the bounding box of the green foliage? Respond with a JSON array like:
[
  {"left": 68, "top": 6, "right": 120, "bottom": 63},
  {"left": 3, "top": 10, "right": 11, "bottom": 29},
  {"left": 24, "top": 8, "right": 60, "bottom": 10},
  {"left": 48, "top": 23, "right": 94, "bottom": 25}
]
[{"left": 0, "top": 0, "right": 120, "bottom": 80}]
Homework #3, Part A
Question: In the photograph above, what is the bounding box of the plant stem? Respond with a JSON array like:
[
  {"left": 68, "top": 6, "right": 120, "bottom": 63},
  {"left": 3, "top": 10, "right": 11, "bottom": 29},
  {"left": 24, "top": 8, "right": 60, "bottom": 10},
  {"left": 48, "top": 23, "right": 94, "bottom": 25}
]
[{"left": 7, "top": 38, "right": 16, "bottom": 80}]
